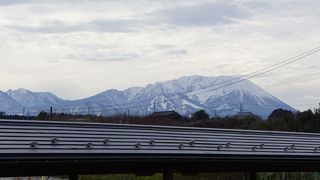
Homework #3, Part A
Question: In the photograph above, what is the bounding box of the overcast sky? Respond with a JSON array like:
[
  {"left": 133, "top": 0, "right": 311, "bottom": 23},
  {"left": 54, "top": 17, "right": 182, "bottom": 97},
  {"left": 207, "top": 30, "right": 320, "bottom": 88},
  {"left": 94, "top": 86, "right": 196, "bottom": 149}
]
[{"left": 0, "top": 0, "right": 319, "bottom": 110}]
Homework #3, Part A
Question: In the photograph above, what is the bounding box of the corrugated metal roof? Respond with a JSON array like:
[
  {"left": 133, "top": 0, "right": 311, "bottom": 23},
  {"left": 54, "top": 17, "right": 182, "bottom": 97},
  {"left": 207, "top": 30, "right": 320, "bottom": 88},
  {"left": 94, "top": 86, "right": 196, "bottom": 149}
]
[
  {"left": 0, "top": 119, "right": 320, "bottom": 160},
  {"left": 151, "top": 111, "right": 180, "bottom": 116}
]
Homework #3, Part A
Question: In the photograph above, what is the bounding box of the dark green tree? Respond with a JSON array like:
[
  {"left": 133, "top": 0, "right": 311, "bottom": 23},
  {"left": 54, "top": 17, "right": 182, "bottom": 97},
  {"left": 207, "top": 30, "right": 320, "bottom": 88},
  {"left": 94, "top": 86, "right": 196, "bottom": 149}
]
[
  {"left": 296, "top": 109, "right": 317, "bottom": 132},
  {"left": 192, "top": 110, "right": 209, "bottom": 120},
  {"left": 266, "top": 109, "right": 296, "bottom": 131},
  {"left": 37, "top": 111, "right": 49, "bottom": 120}
]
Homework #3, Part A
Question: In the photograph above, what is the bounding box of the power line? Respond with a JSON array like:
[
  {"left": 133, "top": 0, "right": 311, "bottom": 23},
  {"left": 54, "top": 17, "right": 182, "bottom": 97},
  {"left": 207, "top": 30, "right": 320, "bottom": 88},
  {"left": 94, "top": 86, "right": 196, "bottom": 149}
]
[
  {"left": 184, "top": 47, "right": 320, "bottom": 97},
  {"left": 54, "top": 46, "right": 320, "bottom": 111},
  {"left": 54, "top": 101, "right": 320, "bottom": 116},
  {"left": 55, "top": 47, "right": 320, "bottom": 114},
  {"left": 46, "top": 46, "right": 320, "bottom": 114},
  {"left": 266, "top": 71, "right": 320, "bottom": 89}
]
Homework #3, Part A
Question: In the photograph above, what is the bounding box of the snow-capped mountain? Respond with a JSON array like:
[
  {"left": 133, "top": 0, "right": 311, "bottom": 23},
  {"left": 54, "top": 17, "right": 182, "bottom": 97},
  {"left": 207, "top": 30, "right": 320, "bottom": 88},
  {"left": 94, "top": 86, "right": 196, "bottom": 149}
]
[
  {"left": 56, "top": 75, "right": 295, "bottom": 118},
  {"left": 0, "top": 91, "right": 23, "bottom": 114},
  {"left": 6, "top": 88, "right": 65, "bottom": 108},
  {"left": 0, "top": 88, "right": 66, "bottom": 115},
  {"left": 0, "top": 75, "right": 295, "bottom": 118}
]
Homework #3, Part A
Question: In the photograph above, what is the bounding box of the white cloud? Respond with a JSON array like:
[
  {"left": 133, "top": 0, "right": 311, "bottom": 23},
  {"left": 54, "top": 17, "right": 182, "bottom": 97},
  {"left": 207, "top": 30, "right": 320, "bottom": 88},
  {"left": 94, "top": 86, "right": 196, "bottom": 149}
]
[{"left": 159, "top": 2, "right": 248, "bottom": 27}]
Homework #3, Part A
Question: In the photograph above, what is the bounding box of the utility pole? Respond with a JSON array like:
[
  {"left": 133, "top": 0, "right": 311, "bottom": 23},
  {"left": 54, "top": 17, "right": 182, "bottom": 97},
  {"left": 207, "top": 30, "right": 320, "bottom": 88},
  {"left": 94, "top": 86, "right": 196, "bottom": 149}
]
[
  {"left": 163, "top": 169, "right": 173, "bottom": 180},
  {"left": 50, "top": 106, "right": 53, "bottom": 121},
  {"left": 69, "top": 175, "right": 78, "bottom": 180},
  {"left": 86, "top": 103, "right": 91, "bottom": 115},
  {"left": 214, "top": 110, "right": 217, "bottom": 118},
  {"left": 22, "top": 107, "right": 25, "bottom": 120},
  {"left": 240, "top": 102, "right": 243, "bottom": 113},
  {"left": 245, "top": 172, "right": 257, "bottom": 180}
]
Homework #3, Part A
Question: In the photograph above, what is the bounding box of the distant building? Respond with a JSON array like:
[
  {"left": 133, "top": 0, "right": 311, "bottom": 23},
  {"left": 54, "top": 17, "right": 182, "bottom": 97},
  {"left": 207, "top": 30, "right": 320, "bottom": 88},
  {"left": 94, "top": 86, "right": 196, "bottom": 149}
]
[
  {"left": 150, "top": 111, "right": 181, "bottom": 119},
  {"left": 231, "top": 112, "right": 255, "bottom": 119},
  {"left": 0, "top": 111, "right": 5, "bottom": 116}
]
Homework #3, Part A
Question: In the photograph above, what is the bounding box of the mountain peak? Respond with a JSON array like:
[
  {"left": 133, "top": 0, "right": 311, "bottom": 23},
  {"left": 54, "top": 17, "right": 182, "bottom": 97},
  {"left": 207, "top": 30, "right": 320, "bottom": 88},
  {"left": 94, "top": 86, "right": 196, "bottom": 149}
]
[
  {"left": 54, "top": 75, "right": 294, "bottom": 118},
  {"left": 0, "top": 75, "right": 294, "bottom": 118},
  {"left": 5, "top": 88, "right": 65, "bottom": 109},
  {"left": 10, "top": 88, "right": 30, "bottom": 94}
]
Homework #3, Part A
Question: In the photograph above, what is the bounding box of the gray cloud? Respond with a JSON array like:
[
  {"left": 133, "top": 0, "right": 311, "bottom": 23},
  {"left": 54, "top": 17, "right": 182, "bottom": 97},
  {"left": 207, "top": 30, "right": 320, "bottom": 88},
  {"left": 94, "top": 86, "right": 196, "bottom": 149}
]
[
  {"left": 167, "top": 48, "right": 187, "bottom": 55},
  {"left": 153, "top": 44, "right": 188, "bottom": 56},
  {"left": 0, "top": 0, "right": 30, "bottom": 6},
  {"left": 9, "top": 19, "right": 141, "bottom": 33},
  {"left": 241, "top": 1, "right": 271, "bottom": 10},
  {"left": 64, "top": 52, "right": 140, "bottom": 62},
  {"left": 0, "top": 0, "right": 108, "bottom": 6},
  {"left": 160, "top": 2, "right": 247, "bottom": 27}
]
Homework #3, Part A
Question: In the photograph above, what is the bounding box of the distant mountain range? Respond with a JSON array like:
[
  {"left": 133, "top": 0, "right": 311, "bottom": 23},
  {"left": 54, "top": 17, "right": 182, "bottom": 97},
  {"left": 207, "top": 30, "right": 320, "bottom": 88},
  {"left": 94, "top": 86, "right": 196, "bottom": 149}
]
[
  {"left": 0, "top": 75, "right": 295, "bottom": 118},
  {"left": 0, "top": 88, "right": 65, "bottom": 115}
]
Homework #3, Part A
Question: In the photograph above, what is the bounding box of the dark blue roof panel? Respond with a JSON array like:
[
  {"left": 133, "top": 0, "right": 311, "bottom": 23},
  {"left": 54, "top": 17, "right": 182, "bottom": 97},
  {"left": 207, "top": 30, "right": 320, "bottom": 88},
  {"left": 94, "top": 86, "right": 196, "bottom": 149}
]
[{"left": 0, "top": 119, "right": 320, "bottom": 160}]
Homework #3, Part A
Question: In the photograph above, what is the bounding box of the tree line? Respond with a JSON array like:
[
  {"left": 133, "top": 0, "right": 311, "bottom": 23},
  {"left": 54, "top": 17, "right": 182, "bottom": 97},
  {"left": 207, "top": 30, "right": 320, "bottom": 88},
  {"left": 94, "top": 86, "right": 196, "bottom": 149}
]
[{"left": 30, "top": 106, "right": 320, "bottom": 133}]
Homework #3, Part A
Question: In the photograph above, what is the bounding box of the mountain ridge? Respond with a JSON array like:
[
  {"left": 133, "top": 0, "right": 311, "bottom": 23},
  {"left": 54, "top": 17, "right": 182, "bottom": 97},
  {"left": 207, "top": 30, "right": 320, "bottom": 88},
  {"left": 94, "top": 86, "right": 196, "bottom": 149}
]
[{"left": 0, "top": 75, "right": 295, "bottom": 118}]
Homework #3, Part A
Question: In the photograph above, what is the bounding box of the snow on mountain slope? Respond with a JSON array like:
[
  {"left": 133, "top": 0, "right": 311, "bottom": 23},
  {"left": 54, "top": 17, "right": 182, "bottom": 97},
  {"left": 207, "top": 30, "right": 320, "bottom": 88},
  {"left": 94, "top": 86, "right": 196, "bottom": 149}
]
[
  {"left": 0, "top": 91, "right": 23, "bottom": 114},
  {"left": 56, "top": 75, "right": 295, "bottom": 118},
  {"left": 0, "top": 75, "right": 294, "bottom": 118},
  {"left": 6, "top": 88, "right": 65, "bottom": 108}
]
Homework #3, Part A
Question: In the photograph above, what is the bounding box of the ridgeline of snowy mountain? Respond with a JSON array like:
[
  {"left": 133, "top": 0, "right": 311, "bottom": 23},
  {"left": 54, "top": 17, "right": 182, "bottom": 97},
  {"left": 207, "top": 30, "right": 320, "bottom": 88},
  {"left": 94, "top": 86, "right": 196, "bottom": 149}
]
[
  {"left": 0, "top": 76, "right": 295, "bottom": 118},
  {"left": 0, "top": 88, "right": 66, "bottom": 115},
  {"left": 56, "top": 75, "right": 295, "bottom": 118},
  {"left": 6, "top": 88, "right": 65, "bottom": 108},
  {"left": 0, "top": 91, "right": 22, "bottom": 114}
]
